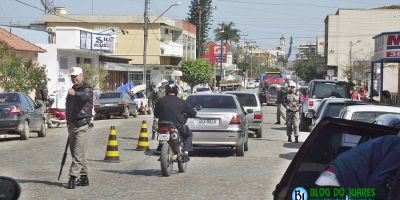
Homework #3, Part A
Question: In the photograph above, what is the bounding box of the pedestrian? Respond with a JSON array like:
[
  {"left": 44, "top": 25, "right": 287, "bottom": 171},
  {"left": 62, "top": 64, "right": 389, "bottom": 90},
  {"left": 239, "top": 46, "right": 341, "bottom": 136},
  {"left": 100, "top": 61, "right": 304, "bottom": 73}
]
[
  {"left": 350, "top": 87, "right": 359, "bottom": 100},
  {"left": 282, "top": 81, "right": 300, "bottom": 143},
  {"left": 35, "top": 80, "right": 48, "bottom": 113},
  {"left": 274, "top": 84, "right": 286, "bottom": 125},
  {"left": 148, "top": 84, "right": 160, "bottom": 140},
  {"left": 65, "top": 67, "right": 94, "bottom": 189}
]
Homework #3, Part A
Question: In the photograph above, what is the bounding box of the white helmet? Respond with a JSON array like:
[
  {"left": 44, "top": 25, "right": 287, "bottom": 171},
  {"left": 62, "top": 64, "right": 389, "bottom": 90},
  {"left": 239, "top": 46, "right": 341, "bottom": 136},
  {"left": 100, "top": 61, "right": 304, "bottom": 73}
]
[{"left": 288, "top": 81, "right": 297, "bottom": 88}]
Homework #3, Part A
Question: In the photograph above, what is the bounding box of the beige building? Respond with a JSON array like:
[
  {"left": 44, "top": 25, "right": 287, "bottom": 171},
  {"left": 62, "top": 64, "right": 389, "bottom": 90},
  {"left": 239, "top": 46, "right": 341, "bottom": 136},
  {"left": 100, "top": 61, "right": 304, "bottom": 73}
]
[
  {"left": 324, "top": 5, "right": 400, "bottom": 82},
  {"left": 42, "top": 14, "right": 196, "bottom": 85}
]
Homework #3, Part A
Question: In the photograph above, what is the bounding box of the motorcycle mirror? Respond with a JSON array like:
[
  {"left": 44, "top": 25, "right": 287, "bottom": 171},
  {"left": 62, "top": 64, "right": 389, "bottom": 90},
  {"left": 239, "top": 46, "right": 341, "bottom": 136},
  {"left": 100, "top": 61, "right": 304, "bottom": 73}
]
[{"left": 0, "top": 176, "right": 21, "bottom": 200}]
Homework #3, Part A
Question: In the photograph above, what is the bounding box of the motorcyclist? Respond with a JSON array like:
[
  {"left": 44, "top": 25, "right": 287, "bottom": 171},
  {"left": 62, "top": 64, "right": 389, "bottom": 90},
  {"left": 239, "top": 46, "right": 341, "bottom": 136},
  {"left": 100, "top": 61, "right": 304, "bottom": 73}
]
[{"left": 154, "top": 82, "right": 197, "bottom": 161}]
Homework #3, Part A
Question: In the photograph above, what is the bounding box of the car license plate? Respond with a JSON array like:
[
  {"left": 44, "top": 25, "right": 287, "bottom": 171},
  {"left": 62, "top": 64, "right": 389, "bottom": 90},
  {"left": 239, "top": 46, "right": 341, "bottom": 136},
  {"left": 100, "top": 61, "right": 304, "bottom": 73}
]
[
  {"left": 158, "top": 134, "right": 170, "bottom": 141},
  {"left": 198, "top": 119, "right": 219, "bottom": 126},
  {"left": 104, "top": 103, "right": 115, "bottom": 107}
]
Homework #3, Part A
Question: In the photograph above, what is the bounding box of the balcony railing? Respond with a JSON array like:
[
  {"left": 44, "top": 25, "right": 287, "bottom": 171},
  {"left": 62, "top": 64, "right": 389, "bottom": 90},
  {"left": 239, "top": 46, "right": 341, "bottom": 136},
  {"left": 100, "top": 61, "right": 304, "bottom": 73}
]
[{"left": 160, "top": 42, "right": 183, "bottom": 57}]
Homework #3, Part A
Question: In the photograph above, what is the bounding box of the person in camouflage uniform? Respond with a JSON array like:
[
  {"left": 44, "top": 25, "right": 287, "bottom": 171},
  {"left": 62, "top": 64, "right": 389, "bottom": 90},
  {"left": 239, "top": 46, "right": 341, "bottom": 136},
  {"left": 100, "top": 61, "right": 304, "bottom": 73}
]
[{"left": 282, "top": 81, "right": 300, "bottom": 143}]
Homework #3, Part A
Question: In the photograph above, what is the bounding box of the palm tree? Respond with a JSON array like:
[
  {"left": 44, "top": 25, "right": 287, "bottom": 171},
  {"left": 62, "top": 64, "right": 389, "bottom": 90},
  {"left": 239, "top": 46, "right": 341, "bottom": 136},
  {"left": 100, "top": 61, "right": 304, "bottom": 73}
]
[{"left": 214, "top": 22, "right": 240, "bottom": 46}]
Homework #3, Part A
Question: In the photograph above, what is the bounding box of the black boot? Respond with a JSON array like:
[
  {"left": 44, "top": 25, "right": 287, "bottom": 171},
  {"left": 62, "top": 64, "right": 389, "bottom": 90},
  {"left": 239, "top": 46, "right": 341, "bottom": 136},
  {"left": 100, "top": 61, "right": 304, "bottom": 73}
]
[
  {"left": 274, "top": 122, "right": 280, "bottom": 125},
  {"left": 67, "top": 176, "right": 76, "bottom": 189},
  {"left": 76, "top": 175, "right": 89, "bottom": 186},
  {"left": 295, "top": 136, "right": 299, "bottom": 143},
  {"left": 288, "top": 136, "right": 292, "bottom": 142}
]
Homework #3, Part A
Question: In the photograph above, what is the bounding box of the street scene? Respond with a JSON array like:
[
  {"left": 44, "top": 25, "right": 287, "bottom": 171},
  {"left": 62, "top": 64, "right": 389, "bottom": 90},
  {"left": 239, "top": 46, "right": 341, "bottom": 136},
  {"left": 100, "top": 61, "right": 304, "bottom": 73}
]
[{"left": 1, "top": 0, "right": 400, "bottom": 200}]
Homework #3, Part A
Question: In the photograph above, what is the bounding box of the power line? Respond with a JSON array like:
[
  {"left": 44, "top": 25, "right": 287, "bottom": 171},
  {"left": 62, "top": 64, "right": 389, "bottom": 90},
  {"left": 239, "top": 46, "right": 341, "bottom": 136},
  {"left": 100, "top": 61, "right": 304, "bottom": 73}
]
[
  {"left": 14, "top": 0, "right": 87, "bottom": 23},
  {"left": 216, "top": 0, "right": 338, "bottom": 9}
]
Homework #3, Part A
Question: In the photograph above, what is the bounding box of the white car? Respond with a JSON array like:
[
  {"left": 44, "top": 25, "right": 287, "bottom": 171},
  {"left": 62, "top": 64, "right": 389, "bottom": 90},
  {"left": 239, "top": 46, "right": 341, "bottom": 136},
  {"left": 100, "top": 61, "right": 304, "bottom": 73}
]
[
  {"left": 193, "top": 84, "right": 212, "bottom": 93},
  {"left": 129, "top": 84, "right": 150, "bottom": 115},
  {"left": 246, "top": 81, "right": 256, "bottom": 89},
  {"left": 338, "top": 104, "right": 400, "bottom": 148}
]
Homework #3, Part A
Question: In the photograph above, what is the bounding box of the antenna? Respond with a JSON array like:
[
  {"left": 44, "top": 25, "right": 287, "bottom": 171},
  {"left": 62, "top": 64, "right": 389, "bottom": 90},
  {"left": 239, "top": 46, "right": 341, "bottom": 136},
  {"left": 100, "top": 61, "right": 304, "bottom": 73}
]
[{"left": 40, "top": 0, "right": 55, "bottom": 14}]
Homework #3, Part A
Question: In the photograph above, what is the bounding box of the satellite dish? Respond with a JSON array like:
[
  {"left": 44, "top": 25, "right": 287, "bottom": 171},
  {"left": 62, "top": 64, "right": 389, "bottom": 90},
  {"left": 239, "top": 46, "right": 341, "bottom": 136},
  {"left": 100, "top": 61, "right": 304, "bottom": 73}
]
[{"left": 41, "top": 0, "right": 55, "bottom": 14}]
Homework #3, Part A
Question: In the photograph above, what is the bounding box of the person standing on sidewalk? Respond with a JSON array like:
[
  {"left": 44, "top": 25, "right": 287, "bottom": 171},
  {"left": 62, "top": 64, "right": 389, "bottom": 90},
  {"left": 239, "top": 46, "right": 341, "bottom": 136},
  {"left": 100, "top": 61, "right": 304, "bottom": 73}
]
[
  {"left": 65, "top": 67, "right": 94, "bottom": 189},
  {"left": 274, "top": 84, "right": 286, "bottom": 125},
  {"left": 282, "top": 81, "right": 300, "bottom": 143}
]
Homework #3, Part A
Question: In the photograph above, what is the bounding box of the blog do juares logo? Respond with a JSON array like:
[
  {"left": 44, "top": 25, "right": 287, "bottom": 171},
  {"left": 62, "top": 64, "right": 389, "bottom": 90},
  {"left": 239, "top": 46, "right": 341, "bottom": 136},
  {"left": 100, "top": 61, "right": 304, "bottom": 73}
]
[{"left": 292, "top": 187, "right": 376, "bottom": 200}]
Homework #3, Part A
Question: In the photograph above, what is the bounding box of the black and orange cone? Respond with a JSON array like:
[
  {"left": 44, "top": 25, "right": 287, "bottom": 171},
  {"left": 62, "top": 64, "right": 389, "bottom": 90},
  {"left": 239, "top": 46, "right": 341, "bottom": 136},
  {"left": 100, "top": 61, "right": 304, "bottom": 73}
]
[
  {"left": 135, "top": 120, "right": 150, "bottom": 151},
  {"left": 104, "top": 126, "right": 120, "bottom": 162}
]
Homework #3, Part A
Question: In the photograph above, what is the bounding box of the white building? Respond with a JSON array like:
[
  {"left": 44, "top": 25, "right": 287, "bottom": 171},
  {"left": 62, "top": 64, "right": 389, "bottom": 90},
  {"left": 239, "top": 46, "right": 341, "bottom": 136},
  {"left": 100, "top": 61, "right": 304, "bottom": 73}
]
[{"left": 324, "top": 5, "right": 400, "bottom": 81}]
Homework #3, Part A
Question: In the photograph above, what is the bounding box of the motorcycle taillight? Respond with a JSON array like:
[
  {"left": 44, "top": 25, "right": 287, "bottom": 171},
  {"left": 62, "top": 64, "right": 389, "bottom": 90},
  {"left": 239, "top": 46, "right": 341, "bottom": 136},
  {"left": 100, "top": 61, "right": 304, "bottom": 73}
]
[{"left": 160, "top": 127, "right": 169, "bottom": 134}]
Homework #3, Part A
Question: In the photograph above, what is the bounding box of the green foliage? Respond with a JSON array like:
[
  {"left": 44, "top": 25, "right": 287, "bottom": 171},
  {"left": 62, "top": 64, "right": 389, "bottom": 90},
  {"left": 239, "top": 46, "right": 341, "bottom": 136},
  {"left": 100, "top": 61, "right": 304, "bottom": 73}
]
[
  {"left": 238, "top": 62, "right": 249, "bottom": 73},
  {"left": 0, "top": 41, "right": 47, "bottom": 92},
  {"left": 294, "top": 54, "right": 323, "bottom": 82},
  {"left": 181, "top": 60, "right": 212, "bottom": 91},
  {"left": 214, "top": 22, "right": 240, "bottom": 46},
  {"left": 79, "top": 64, "right": 108, "bottom": 91},
  {"left": 186, "top": 0, "right": 213, "bottom": 57}
]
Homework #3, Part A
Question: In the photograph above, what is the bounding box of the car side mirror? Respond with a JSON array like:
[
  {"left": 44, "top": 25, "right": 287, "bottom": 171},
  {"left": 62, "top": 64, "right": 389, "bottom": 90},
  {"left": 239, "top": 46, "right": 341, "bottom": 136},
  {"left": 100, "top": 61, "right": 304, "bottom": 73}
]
[
  {"left": 246, "top": 109, "right": 254, "bottom": 114},
  {"left": 0, "top": 176, "right": 21, "bottom": 200}
]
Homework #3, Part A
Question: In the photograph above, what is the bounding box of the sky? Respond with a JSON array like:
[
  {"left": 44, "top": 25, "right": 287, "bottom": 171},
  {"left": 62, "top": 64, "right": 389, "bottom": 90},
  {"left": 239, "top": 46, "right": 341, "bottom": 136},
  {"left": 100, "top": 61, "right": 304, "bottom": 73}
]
[{"left": 1, "top": 0, "right": 399, "bottom": 58}]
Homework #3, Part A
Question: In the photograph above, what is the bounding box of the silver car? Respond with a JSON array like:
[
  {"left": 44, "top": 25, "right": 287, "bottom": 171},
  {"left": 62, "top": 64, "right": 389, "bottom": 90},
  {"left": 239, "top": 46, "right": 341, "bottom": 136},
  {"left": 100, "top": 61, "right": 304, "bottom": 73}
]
[
  {"left": 186, "top": 93, "right": 249, "bottom": 156},
  {"left": 225, "top": 91, "right": 263, "bottom": 138}
]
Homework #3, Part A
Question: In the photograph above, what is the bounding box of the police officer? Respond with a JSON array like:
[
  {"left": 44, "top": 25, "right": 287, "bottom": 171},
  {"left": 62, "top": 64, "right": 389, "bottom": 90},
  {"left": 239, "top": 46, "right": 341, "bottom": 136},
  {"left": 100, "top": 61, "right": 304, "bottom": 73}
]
[
  {"left": 282, "top": 81, "right": 299, "bottom": 143},
  {"left": 274, "top": 84, "right": 286, "bottom": 125},
  {"left": 66, "top": 67, "right": 94, "bottom": 189}
]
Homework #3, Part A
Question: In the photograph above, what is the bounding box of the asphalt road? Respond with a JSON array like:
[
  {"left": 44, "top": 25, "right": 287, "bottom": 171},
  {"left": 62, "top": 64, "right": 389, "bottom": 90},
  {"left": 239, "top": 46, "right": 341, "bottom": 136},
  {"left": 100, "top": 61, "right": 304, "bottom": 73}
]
[{"left": 0, "top": 99, "right": 310, "bottom": 200}]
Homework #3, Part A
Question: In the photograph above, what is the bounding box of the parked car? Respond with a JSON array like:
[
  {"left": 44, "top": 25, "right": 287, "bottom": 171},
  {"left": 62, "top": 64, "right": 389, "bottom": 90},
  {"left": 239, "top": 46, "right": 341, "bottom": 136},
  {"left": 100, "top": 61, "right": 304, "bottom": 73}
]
[
  {"left": 0, "top": 92, "right": 47, "bottom": 140},
  {"left": 94, "top": 92, "right": 137, "bottom": 119},
  {"left": 186, "top": 93, "right": 249, "bottom": 156},
  {"left": 193, "top": 84, "right": 212, "bottom": 93},
  {"left": 225, "top": 91, "right": 263, "bottom": 138},
  {"left": 309, "top": 98, "right": 365, "bottom": 130},
  {"left": 246, "top": 81, "right": 256, "bottom": 89},
  {"left": 298, "top": 85, "right": 308, "bottom": 104},
  {"left": 374, "top": 113, "right": 400, "bottom": 128},
  {"left": 273, "top": 117, "right": 400, "bottom": 199},
  {"left": 299, "top": 80, "right": 350, "bottom": 131}
]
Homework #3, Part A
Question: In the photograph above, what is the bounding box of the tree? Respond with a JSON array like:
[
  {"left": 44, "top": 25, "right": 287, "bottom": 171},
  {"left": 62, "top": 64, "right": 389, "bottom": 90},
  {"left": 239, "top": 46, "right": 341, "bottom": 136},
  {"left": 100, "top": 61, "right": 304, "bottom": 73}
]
[
  {"left": 0, "top": 41, "right": 47, "bottom": 92},
  {"left": 79, "top": 64, "right": 108, "bottom": 91},
  {"left": 294, "top": 54, "right": 324, "bottom": 82},
  {"left": 186, "top": 0, "right": 213, "bottom": 58},
  {"left": 181, "top": 60, "right": 212, "bottom": 92},
  {"left": 213, "top": 22, "right": 240, "bottom": 46}
]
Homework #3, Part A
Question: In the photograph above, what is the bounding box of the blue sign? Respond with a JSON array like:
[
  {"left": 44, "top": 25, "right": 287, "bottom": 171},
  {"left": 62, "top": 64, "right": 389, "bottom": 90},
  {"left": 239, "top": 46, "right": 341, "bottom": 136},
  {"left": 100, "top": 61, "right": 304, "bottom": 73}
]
[{"left": 292, "top": 187, "right": 308, "bottom": 200}]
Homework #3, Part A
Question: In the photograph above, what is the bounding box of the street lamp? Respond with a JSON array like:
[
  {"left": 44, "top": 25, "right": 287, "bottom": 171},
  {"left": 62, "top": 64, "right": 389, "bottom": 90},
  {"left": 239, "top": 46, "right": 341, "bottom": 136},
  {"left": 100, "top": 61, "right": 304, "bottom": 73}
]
[
  {"left": 349, "top": 40, "right": 361, "bottom": 85},
  {"left": 143, "top": 1, "right": 181, "bottom": 87}
]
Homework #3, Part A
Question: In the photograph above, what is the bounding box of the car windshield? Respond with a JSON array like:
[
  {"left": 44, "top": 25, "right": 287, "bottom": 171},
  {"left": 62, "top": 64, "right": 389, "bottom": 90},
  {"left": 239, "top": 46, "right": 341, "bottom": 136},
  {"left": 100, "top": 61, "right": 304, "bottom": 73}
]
[
  {"left": 321, "top": 103, "right": 345, "bottom": 118},
  {"left": 99, "top": 93, "right": 121, "bottom": 99},
  {"left": 186, "top": 95, "right": 237, "bottom": 109},
  {"left": 299, "top": 87, "right": 308, "bottom": 95},
  {"left": 197, "top": 87, "right": 210, "bottom": 92},
  {"left": 265, "top": 73, "right": 282, "bottom": 78},
  {"left": 313, "top": 82, "right": 349, "bottom": 98},
  {"left": 0, "top": 93, "right": 19, "bottom": 103},
  {"left": 351, "top": 111, "right": 393, "bottom": 123},
  {"left": 228, "top": 93, "right": 257, "bottom": 107}
]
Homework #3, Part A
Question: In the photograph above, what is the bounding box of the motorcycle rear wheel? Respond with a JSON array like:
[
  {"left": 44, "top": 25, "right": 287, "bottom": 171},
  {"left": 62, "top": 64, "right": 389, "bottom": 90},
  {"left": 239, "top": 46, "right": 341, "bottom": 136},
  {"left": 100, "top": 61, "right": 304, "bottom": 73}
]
[{"left": 160, "top": 143, "right": 173, "bottom": 177}]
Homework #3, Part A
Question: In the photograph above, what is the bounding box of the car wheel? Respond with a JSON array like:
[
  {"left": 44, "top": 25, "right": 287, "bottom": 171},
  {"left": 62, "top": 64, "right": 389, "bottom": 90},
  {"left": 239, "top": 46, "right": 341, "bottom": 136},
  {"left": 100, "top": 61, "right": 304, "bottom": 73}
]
[
  {"left": 20, "top": 121, "right": 30, "bottom": 140},
  {"left": 37, "top": 119, "right": 47, "bottom": 137},
  {"left": 123, "top": 107, "right": 129, "bottom": 119},
  {"left": 256, "top": 127, "right": 262, "bottom": 138},
  {"left": 244, "top": 132, "right": 249, "bottom": 151},
  {"left": 235, "top": 138, "right": 245, "bottom": 156}
]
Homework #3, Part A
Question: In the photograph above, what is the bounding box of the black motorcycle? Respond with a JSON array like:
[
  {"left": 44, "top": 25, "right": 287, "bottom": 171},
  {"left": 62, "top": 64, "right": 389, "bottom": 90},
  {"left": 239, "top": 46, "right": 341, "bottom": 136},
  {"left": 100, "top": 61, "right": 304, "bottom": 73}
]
[{"left": 157, "top": 121, "right": 187, "bottom": 177}]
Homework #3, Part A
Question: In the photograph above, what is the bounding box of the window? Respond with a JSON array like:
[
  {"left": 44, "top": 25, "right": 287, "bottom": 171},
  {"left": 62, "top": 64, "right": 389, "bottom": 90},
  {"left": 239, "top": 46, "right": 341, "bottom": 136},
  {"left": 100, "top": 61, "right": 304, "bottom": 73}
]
[
  {"left": 24, "top": 94, "right": 36, "bottom": 108},
  {"left": 99, "top": 93, "right": 121, "bottom": 99},
  {"left": 60, "top": 57, "right": 68, "bottom": 69},
  {"left": 229, "top": 93, "right": 258, "bottom": 107},
  {"left": 265, "top": 73, "right": 282, "bottom": 78},
  {"left": 351, "top": 112, "right": 391, "bottom": 123},
  {"left": 0, "top": 93, "right": 19, "bottom": 103},
  {"left": 186, "top": 95, "right": 237, "bottom": 109},
  {"left": 312, "top": 82, "right": 349, "bottom": 99},
  {"left": 84, "top": 58, "right": 92, "bottom": 65},
  {"left": 128, "top": 71, "right": 150, "bottom": 85},
  {"left": 321, "top": 103, "right": 344, "bottom": 118}
]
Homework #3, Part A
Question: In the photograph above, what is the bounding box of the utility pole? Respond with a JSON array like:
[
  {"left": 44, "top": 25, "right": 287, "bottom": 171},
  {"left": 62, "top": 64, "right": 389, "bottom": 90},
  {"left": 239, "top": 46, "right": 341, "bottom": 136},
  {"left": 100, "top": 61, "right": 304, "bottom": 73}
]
[
  {"left": 218, "top": 23, "right": 224, "bottom": 87},
  {"left": 143, "top": 0, "right": 149, "bottom": 86}
]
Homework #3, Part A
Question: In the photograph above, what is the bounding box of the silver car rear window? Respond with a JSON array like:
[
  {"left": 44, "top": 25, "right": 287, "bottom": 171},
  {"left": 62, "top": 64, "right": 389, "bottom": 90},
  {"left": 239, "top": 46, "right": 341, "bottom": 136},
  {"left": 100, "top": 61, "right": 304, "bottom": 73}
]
[
  {"left": 229, "top": 93, "right": 257, "bottom": 107},
  {"left": 186, "top": 95, "right": 237, "bottom": 109},
  {"left": 99, "top": 93, "right": 121, "bottom": 99}
]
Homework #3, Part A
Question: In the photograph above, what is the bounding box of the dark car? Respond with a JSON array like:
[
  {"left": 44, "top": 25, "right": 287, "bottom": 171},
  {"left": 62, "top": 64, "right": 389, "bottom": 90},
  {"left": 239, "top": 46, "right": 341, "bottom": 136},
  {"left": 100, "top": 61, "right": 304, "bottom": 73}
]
[
  {"left": 94, "top": 92, "right": 138, "bottom": 119},
  {"left": 273, "top": 117, "right": 400, "bottom": 200},
  {"left": 0, "top": 92, "right": 47, "bottom": 140}
]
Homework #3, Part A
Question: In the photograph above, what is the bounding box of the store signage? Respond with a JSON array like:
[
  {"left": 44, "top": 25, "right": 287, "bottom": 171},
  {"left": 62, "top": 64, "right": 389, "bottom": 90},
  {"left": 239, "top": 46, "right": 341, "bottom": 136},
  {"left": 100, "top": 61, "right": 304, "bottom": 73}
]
[
  {"left": 80, "top": 31, "right": 114, "bottom": 52},
  {"left": 373, "top": 32, "right": 400, "bottom": 60}
]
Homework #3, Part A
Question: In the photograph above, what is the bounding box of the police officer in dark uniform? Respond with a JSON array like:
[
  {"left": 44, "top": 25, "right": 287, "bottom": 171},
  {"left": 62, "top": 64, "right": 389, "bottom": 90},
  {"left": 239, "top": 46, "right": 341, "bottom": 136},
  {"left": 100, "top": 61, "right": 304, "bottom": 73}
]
[
  {"left": 66, "top": 67, "right": 94, "bottom": 189},
  {"left": 154, "top": 82, "right": 197, "bottom": 161},
  {"left": 274, "top": 84, "right": 286, "bottom": 125}
]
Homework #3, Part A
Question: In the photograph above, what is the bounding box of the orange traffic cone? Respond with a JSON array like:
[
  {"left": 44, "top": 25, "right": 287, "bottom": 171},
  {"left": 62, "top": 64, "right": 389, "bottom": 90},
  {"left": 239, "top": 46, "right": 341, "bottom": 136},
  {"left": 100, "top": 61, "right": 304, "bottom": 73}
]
[
  {"left": 136, "top": 120, "right": 150, "bottom": 151},
  {"left": 104, "top": 126, "right": 120, "bottom": 162}
]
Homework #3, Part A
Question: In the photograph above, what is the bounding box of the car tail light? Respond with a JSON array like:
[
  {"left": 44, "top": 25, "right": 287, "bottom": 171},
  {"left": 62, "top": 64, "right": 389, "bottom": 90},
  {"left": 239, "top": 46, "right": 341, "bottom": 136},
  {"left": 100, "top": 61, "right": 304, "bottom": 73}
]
[
  {"left": 119, "top": 100, "right": 125, "bottom": 106},
  {"left": 158, "top": 127, "right": 169, "bottom": 134},
  {"left": 230, "top": 114, "right": 241, "bottom": 125},
  {"left": 308, "top": 100, "right": 314, "bottom": 107},
  {"left": 254, "top": 111, "right": 262, "bottom": 120},
  {"left": 9, "top": 105, "right": 21, "bottom": 116}
]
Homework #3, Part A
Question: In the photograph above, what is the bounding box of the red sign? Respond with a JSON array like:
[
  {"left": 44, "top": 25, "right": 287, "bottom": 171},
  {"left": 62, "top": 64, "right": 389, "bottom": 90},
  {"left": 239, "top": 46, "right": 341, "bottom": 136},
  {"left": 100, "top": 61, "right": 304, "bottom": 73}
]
[
  {"left": 386, "top": 51, "right": 400, "bottom": 57},
  {"left": 387, "top": 35, "right": 400, "bottom": 46}
]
